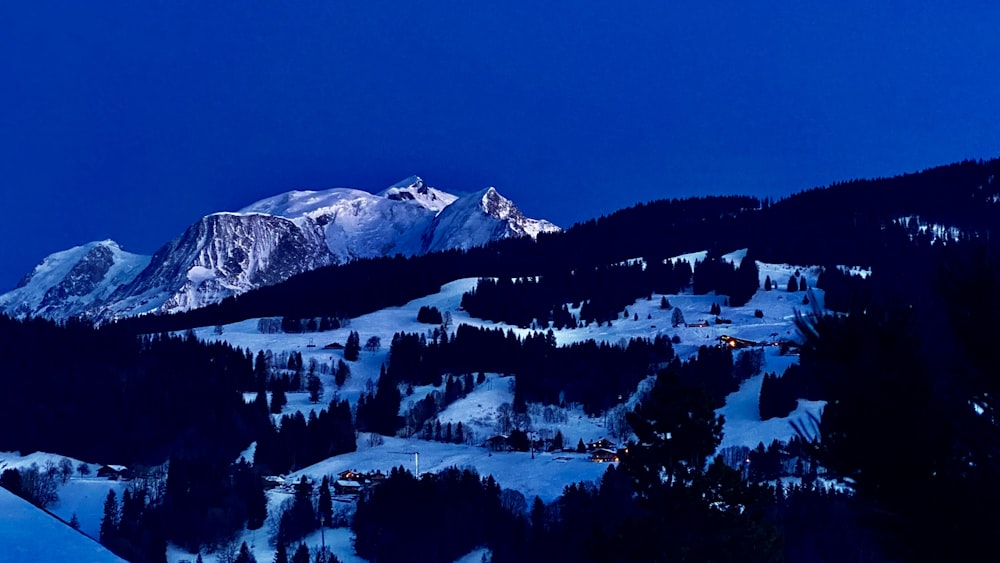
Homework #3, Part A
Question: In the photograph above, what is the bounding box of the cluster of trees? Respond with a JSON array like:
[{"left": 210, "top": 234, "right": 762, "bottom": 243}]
[
  {"left": 254, "top": 399, "right": 356, "bottom": 476},
  {"left": 355, "top": 365, "right": 403, "bottom": 435},
  {"left": 758, "top": 363, "right": 821, "bottom": 421},
  {"left": 403, "top": 373, "right": 476, "bottom": 438},
  {"left": 162, "top": 456, "right": 267, "bottom": 553},
  {"left": 416, "top": 305, "right": 444, "bottom": 324},
  {"left": 277, "top": 315, "right": 349, "bottom": 334},
  {"left": 0, "top": 317, "right": 262, "bottom": 465},
  {"left": 384, "top": 324, "right": 675, "bottom": 415},
  {"left": 100, "top": 483, "right": 168, "bottom": 563},
  {"left": 0, "top": 462, "right": 64, "bottom": 508},
  {"left": 353, "top": 467, "right": 523, "bottom": 562},
  {"left": 460, "top": 259, "right": 694, "bottom": 329},
  {"left": 692, "top": 249, "right": 760, "bottom": 306}
]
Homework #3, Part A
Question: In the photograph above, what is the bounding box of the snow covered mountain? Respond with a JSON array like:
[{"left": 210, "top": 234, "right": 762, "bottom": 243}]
[
  {"left": 1, "top": 177, "right": 559, "bottom": 320},
  {"left": 0, "top": 240, "right": 150, "bottom": 320},
  {"left": 423, "top": 187, "right": 560, "bottom": 252}
]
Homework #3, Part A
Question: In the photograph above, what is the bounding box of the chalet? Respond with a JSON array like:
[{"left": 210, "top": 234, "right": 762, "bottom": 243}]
[
  {"left": 485, "top": 435, "right": 511, "bottom": 452},
  {"left": 334, "top": 480, "right": 363, "bottom": 495},
  {"left": 263, "top": 476, "right": 286, "bottom": 490},
  {"left": 587, "top": 438, "right": 615, "bottom": 451},
  {"left": 686, "top": 320, "right": 710, "bottom": 328},
  {"left": 323, "top": 342, "right": 345, "bottom": 350},
  {"left": 96, "top": 465, "right": 131, "bottom": 480},
  {"left": 714, "top": 317, "right": 733, "bottom": 325},
  {"left": 719, "top": 335, "right": 759, "bottom": 349},
  {"left": 590, "top": 448, "right": 619, "bottom": 463},
  {"left": 338, "top": 469, "right": 363, "bottom": 482}
]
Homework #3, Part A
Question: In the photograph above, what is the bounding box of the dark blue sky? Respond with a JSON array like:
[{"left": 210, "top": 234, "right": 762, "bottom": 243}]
[{"left": 2, "top": 2, "right": 998, "bottom": 290}]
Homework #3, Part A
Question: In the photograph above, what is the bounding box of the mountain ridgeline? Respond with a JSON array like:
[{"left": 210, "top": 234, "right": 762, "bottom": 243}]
[
  {"left": 0, "top": 176, "right": 559, "bottom": 321},
  {"left": 113, "top": 157, "right": 1000, "bottom": 334}
]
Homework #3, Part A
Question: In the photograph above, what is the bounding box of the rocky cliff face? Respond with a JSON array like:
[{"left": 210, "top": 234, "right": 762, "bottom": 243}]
[{"left": 0, "top": 241, "right": 150, "bottom": 319}]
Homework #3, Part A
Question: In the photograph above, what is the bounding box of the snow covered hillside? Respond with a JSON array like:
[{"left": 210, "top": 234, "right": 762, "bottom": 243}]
[{"left": 0, "top": 482, "right": 126, "bottom": 562}]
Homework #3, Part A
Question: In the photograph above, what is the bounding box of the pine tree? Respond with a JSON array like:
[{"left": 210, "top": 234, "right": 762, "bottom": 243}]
[
  {"left": 660, "top": 296, "right": 671, "bottom": 309},
  {"left": 271, "top": 382, "right": 287, "bottom": 414},
  {"left": 307, "top": 373, "right": 323, "bottom": 403},
  {"left": 99, "top": 489, "right": 118, "bottom": 544},
  {"left": 334, "top": 359, "right": 350, "bottom": 387},
  {"left": 764, "top": 275, "right": 772, "bottom": 291},
  {"left": 455, "top": 421, "right": 465, "bottom": 444},
  {"left": 551, "top": 430, "right": 564, "bottom": 451},
  {"left": 69, "top": 512, "right": 80, "bottom": 529},
  {"left": 273, "top": 542, "right": 289, "bottom": 563},
  {"left": 671, "top": 307, "right": 685, "bottom": 327},
  {"left": 576, "top": 439, "right": 586, "bottom": 453},
  {"left": 318, "top": 476, "right": 333, "bottom": 529},
  {"left": 292, "top": 543, "right": 310, "bottom": 563},
  {"left": 235, "top": 541, "right": 257, "bottom": 563},
  {"left": 344, "top": 331, "right": 361, "bottom": 361},
  {"left": 787, "top": 276, "right": 798, "bottom": 292}
]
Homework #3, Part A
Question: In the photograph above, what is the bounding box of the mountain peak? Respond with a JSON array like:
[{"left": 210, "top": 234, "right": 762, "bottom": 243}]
[{"left": 380, "top": 177, "right": 457, "bottom": 213}]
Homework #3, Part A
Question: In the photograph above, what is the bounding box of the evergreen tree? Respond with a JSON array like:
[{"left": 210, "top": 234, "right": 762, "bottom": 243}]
[
  {"left": 334, "top": 359, "right": 350, "bottom": 387},
  {"left": 291, "top": 543, "right": 310, "bottom": 563},
  {"left": 273, "top": 542, "right": 289, "bottom": 563},
  {"left": 318, "top": 476, "right": 333, "bottom": 529},
  {"left": 551, "top": 430, "right": 564, "bottom": 451},
  {"left": 787, "top": 276, "right": 799, "bottom": 292},
  {"left": 344, "top": 331, "right": 361, "bottom": 361},
  {"left": 576, "top": 439, "right": 586, "bottom": 453},
  {"left": 455, "top": 421, "right": 465, "bottom": 444},
  {"left": 660, "top": 296, "right": 671, "bottom": 309},
  {"left": 764, "top": 275, "right": 772, "bottom": 291},
  {"left": 306, "top": 373, "right": 323, "bottom": 404},
  {"left": 235, "top": 541, "right": 257, "bottom": 563},
  {"left": 271, "top": 382, "right": 287, "bottom": 414},
  {"left": 100, "top": 489, "right": 119, "bottom": 544},
  {"left": 69, "top": 512, "right": 80, "bottom": 530},
  {"left": 670, "top": 307, "right": 685, "bottom": 327}
]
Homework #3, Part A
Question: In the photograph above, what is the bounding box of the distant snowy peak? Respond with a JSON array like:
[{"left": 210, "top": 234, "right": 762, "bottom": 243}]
[
  {"left": 0, "top": 240, "right": 150, "bottom": 319},
  {"left": 2, "top": 176, "right": 558, "bottom": 320},
  {"left": 240, "top": 176, "right": 459, "bottom": 219},
  {"left": 98, "top": 213, "right": 335, "bottom": 318},
  {"left": 379, "top": 175, "right": 458, "bottom": 213},
  {"left": 423, "top": 187, "right": 561, "bottom": 252}
]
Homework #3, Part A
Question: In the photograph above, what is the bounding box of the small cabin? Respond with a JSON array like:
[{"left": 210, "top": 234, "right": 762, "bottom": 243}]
[
  {"left": 485, "top": 435, "right": 511, "bottom": 452},
  {"left": 334, "top": 480, "right": 363, "bottom": 495},
  {"left": 323, "top": 342, "right": 345, "bottom": 350},
  {"left": 590, "top": 448, "right": 619, "bottom": 463},
  {"left": 587, "top": 438, "right": 615, "bottom": 452},
  {"left": 97, "top": 465, "right": 131, "bottom": 480}
]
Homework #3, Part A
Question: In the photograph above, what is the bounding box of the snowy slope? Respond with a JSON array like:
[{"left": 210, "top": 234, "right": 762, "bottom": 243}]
[
  {"left": 0, "top": 486, "right": 126, "bottom": 562},
  {"left": 0, "top": 240, "right": 150, "bottom": 319}
]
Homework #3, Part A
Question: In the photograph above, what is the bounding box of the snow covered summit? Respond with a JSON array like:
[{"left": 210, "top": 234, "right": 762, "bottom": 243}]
[
  {"left": 1, "top": 177, "right": 559, "bottom": 320},
  {"left": 0, "top": 240, "right": 150, "bottom": 319}
]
